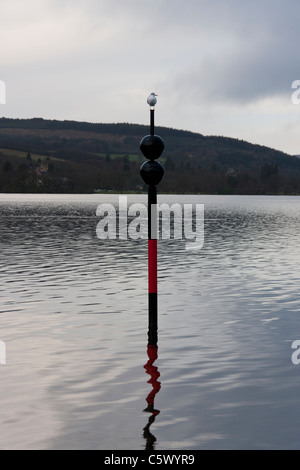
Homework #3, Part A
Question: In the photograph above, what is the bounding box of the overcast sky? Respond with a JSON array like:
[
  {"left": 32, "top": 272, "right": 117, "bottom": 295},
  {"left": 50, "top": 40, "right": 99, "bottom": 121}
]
[{"left": 1, "top": 0, "right": 300, "bottom": 154}]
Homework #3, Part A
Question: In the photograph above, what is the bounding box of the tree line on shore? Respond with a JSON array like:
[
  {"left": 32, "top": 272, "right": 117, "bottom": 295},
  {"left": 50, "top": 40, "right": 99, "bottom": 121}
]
[{"left": 0, "top": 117, "right": 299, "bottom": 194}]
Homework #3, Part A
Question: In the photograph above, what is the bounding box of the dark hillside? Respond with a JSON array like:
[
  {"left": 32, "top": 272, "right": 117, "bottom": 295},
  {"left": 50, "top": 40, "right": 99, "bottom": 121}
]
[{"left": 0, "top": 117, "right": 299, "bottom": 194}]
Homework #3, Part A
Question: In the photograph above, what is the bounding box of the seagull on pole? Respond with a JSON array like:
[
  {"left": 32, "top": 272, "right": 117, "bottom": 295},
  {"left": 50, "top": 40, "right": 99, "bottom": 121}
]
[{"left": 147, "top": 92, "right": 158, "bottom": 108}]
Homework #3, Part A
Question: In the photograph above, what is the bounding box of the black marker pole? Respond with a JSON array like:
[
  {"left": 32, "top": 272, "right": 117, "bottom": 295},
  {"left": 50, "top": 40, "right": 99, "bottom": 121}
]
[
  {"left": 140, "top": 95, "right": 165, "bottom": 345},
  {"left": 148, "top": 184, "right": 157, "bottom": 343},
  {"left": 150, "top": 109, "right": 155, "bottom": 137}
]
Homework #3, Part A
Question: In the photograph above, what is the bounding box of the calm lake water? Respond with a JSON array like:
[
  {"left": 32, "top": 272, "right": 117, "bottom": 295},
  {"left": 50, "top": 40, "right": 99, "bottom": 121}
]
[{"left": 1, "top": 193, "right": 300, "bottom": 450}]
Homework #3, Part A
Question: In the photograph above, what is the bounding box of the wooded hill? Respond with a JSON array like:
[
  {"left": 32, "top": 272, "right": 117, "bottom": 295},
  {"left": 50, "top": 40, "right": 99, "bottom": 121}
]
[{"left": 0, "top": 117, "right": 300, "bottom": 194}]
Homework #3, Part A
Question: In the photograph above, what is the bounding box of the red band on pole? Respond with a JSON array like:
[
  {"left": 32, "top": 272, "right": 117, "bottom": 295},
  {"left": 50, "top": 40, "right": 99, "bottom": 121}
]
[{"left": 148, "top": 239, "right": 157, "bottom": 294}]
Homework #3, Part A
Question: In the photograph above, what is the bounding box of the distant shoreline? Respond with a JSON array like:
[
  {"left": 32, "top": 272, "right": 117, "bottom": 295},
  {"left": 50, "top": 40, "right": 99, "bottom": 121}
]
[{"left": 1, "top": 117, "right": 300, "bottom": 195}]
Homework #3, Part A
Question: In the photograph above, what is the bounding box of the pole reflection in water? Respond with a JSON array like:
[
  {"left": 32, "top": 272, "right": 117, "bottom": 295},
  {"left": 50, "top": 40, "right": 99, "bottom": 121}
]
[{"left": 143, "top": 324, "right": 161, "bottom": 450}]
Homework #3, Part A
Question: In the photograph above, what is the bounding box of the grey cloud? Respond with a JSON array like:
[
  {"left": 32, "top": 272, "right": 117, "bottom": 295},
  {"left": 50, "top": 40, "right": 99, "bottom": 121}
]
[
  {"left": 161, "top": 0, "right": 300, "bottom": 105},
  {"left": 3, "top": 0, "right": 300, "bottom": 154}
]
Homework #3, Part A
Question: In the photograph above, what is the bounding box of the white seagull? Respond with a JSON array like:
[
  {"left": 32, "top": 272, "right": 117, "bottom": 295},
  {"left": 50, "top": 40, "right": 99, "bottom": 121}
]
[{"left": 147, "top": 92, "right": 158, "bottom": 107}]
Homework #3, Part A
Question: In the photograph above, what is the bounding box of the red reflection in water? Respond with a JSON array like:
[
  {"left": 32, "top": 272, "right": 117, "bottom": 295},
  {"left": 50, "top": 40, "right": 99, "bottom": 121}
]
[{"left": 143, "top": 344, "right": 161, "bottom": 449}]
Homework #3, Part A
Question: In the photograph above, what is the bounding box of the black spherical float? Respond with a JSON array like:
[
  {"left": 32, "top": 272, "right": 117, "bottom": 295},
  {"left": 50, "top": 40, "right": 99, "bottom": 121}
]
[
  {"left": 140, "top": 160, "right": 165, "bottom": 187},
  {"left": 140, "top": 135, "right": 165, "bottom": 160}
]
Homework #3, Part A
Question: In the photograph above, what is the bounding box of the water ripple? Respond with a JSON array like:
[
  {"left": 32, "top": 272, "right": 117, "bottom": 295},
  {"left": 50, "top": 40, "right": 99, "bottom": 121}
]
[{"left": 1, "top": 195, "right": 300, "bottom": 449}]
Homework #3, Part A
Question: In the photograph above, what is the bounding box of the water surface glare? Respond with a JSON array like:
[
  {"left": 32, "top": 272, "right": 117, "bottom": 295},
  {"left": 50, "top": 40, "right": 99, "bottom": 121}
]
[{"left": 1, "top": 194, "right": 300, "bottom": 450}]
